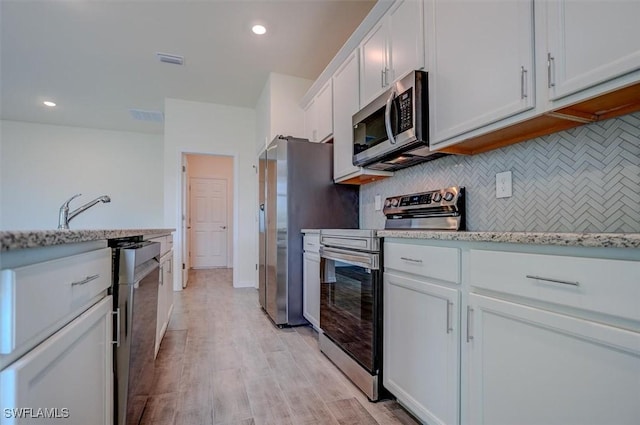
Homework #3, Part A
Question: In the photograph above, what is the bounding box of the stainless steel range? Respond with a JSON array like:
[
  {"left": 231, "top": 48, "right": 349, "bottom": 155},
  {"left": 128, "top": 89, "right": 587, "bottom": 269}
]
[{"left": 318, "top": 186, "right": 466, "bottom": 401}]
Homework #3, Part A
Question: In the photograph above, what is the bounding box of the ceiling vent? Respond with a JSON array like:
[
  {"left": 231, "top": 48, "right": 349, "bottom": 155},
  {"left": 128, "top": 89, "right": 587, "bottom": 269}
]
[
  {"left": 129, "top": 109, "right": 164, "bottom": 123},
  {"left": 156, "top": 52, "right": 184, "bottom": 65}
]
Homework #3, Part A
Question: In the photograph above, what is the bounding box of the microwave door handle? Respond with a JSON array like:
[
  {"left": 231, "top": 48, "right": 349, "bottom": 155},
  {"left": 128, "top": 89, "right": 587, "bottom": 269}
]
[{"left": 384, "top": 88, "right": 397, "bottom": 145}]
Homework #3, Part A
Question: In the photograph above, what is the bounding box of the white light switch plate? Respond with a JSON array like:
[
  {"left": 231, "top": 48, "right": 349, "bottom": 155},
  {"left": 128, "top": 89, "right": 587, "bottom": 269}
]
[
  {"left": 374, "top": 195, "right": 382, "bottom": 211},
  {"left": 496, "top": 171, "right": 512, "bottom": 198}
]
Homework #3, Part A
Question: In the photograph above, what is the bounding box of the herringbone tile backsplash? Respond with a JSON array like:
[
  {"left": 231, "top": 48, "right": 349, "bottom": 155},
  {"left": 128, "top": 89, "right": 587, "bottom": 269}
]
[{"left": 360, "top": 112, "right": 640, "bottom": 232}]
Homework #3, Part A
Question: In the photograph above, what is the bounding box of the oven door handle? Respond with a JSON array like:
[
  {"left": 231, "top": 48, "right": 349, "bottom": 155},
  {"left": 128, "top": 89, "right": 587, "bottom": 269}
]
[{"left": 320, "top": 246, "right": 379, "bottom": 270}]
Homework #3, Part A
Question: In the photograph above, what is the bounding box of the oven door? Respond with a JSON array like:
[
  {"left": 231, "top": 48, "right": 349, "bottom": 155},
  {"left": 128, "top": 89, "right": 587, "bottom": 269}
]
[{"left": 319, "top": 246, "right": 381, "bottom": 374}]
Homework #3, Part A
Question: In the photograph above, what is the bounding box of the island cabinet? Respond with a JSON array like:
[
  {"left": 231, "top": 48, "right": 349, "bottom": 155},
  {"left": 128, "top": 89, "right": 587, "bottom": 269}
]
[
  {"left": 146, "top": 233, "right": 174, "bottom": 357},
  {"left": 0, "top": 243, "right": 113, "bottom": 425},
  {"left": 465, "top": 249, "right": 640, "bottom": 425},
  {"left": 383, "top": 241, "right": 461, "bottom": 425},
  {"left": 359, "top": 0, "right": 424, "bottom": 107}
]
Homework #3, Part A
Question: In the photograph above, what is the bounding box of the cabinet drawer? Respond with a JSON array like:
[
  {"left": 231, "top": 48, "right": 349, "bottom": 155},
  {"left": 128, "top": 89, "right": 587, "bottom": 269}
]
[
  {"left": 0, "top": 247, "right": 112, "bottom": 356},
  {"left": 385, "top": 242, "right": 460, "bottom": 284},
  {"left": 303, "top": 233, "right": 320, "bottom": 253},
  {"left": 470, "top": 250, "right": 640, "bottom": 321}
]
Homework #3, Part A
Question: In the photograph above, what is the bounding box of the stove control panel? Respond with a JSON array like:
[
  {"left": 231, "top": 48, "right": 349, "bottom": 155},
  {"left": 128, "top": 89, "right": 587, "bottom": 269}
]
[
  {"left": 383, "top": 186, "right": 466, "bottom": 231},
  {"left": 384, "top": 187, "right": 461, "bottom": 211}
]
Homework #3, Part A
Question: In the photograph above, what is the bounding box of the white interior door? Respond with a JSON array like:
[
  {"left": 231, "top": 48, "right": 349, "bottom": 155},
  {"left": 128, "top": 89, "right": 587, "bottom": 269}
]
[{"left": 189, "top": 177, "right": 228, "bottom": 268}]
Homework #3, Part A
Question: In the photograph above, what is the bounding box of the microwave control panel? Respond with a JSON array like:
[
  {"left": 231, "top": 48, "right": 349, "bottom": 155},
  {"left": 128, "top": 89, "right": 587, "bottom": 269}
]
[{"left": 397, "top": 88, "right": 413, "bottom": 133}]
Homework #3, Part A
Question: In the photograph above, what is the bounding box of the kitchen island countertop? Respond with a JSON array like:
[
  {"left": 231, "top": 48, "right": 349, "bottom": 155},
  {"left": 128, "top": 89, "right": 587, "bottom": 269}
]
[
  {"left": 0, "top": 228, "right": 175, "bottom": 252},
  {"left": 377, "top": 230, "right": 640, "bottom": 249}
]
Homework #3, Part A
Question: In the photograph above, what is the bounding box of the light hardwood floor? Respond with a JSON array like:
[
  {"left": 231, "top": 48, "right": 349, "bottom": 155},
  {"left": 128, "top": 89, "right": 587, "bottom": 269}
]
[{"left": 141, "top": 268, "right": 420, "bottom": 425}]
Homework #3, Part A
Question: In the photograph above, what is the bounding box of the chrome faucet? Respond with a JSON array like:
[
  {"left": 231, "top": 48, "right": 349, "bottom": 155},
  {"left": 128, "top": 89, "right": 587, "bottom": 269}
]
[{"left": 58, "top": 194, "right": 111, "bottom": 230}]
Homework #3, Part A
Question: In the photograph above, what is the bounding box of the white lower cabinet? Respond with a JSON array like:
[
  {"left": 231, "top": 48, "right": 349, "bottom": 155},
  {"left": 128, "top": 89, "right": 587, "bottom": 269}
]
[
  {"left": 466, "top": 293, "right": 640, "bottom": 425},
  {"left": 384, "top": 272, "right": 460, "bottom": 425},
  {"left": 155, "top": 249, "right": 174, "bottom": 357},
  {"left": 0, "top": 295, "right": 113, "bottom": 425},
  {"left": 383, "top": 241, "right": 461, "bottom": 425},
  {"left": 302, "top": 233, "right": 321, "bottom": 331}
]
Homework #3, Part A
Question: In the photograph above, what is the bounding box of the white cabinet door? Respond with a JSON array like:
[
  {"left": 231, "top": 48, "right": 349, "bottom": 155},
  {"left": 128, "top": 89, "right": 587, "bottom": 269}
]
[
  {"left": 546, "top": 0, "right": 640, "bottom": 101},
  {"left": 315, "top": 80, "right": 333, "bottom": 143},
  {"left": 360, "top": 0, "right": 425, "bottom": 107},
  {"left": 384, "top": 272, "right": 460, "bottom": 425},
  {"left": 304, "top": 81, "right": 333, "bottom": 143},
  {"left": 303, "top": 98, "right": 317, "bottom": 142},
  {"left": 0, "top": 296, "right": 113, "bottom": 425},
  {"left": 429, "top": 0, "right": 534, "bottom": 144},
  {"left": 360, "top": 19, "right": 388, "bottom": 106},
  {"left": 303, "top": 251, "right": 321, "bottom": 331},
  {"left": 332, "top": 51, "right": 360, "bottom": 180},
  {"left": 466, "top": 293, "right": 640, "bottom": 425},
  {"left": 387, "top": 0, "right": 424, "bottom": 84}
]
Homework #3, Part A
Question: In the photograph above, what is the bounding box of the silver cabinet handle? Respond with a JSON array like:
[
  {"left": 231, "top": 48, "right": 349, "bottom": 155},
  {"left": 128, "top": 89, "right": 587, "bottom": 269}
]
[
  {"left": 384, "top": 67, "right": 389, "bottom": 86},
  {"left": 71, "top": 273, "right": 100, "bottom": 286},
  {"left": 466, "top": 306, "right": 474, "bottom": 343},
  {"left": 526, "top": 275, "right": 579, "bottom": 287},
  {"left": 400, "top": 256, "right": 422, "bottom": 263},
  {"left": 112, "top": 308, "right": 121, "bottom": 347},
  {"left": 381, "top": 69, "right": 385, "bottom": 88},
  {"left": 446, "top": 301, "right": 453, "bottom": 334},
  {"left": 520, "top": 66, "right": 528, "bottom": 99},
  {"left": 547, "top": 53, "right": 556, "bottom": 88}
]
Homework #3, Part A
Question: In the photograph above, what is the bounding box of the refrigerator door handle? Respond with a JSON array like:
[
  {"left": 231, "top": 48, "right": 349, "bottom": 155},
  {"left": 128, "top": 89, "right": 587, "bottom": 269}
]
[{"left": 259, "top": 204, "right": 265, "bottom": 232}]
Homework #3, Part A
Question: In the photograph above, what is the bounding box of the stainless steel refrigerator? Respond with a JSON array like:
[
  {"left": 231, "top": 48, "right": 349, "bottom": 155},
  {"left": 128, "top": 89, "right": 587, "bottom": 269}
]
[{"left": 258, "top": 136, "right": 359, "bottom": 326}]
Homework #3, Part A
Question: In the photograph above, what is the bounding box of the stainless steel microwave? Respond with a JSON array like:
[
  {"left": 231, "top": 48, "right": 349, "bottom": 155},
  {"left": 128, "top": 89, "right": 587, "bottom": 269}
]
[{"left": 352, "top": 70, "right": 447, "bottom": 171}]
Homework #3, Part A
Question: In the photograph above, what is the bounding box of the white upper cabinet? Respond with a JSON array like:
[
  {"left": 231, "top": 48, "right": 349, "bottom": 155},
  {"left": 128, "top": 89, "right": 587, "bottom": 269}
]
[
  {"left": 545, "top": 0, "right": 640, "bottom": 103},
  {"left": 332, "top": 51, "right": 361, "bottom": 179},
  {"left": 304, "top": 80, "right": 333, "bottom": 143},
  {"left": 428, "top": 0, "right": 535, "bottom": 145},
  {"left": 360, "top": 0, "right": 425, "bottom": 106}
]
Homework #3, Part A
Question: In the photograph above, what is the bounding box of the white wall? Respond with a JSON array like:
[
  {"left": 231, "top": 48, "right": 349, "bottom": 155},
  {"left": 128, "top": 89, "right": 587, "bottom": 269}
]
[
  {"left": 255, "top": 73, "right": 312, "bottom": 154},
  {"left": 164, "top": 98, "right": 256, "bottom": 289},
  {"left": 0, "top": 120, "right": 163, "bottom": 230},
  {"left": 186, "top": 154, "right": 234, "bottom": 268}
]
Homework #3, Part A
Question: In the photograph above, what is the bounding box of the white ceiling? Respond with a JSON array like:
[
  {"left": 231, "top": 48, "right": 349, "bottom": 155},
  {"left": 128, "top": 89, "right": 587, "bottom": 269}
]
[{"left": 1, "top": 0, "right": 376, "bottom": 134}]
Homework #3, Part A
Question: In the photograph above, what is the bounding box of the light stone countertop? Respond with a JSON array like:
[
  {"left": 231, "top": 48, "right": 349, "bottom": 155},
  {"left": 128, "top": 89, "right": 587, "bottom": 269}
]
[
  {"left": 377, "top": 230, "right": 640, "bottom": 249},
  {"left": 301, "top": 229, "right": 321, "bottom": 234},
  {"left": 0, "top": 228, "right": 175, "bottom": 252}
]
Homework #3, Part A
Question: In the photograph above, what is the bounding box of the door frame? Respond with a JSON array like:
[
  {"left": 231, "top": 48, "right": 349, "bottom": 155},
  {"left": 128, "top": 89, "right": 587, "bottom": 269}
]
[{"left": 178, "top": 150, "right": 239, "bottom": 288}]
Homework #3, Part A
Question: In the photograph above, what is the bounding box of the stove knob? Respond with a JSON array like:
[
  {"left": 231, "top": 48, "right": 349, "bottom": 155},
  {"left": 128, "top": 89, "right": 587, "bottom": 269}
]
[
  {"left": 391, "top": 198, "right": 399, "bottom": 207},
  {"left": 433, "top": 192, "right": 442, "bottom": 202},
  {"left": 443, "top": 191, "right": 454, "bottom": 202},
  {"left": 384, "top": 199, "right": 392, "bottom": 208}
]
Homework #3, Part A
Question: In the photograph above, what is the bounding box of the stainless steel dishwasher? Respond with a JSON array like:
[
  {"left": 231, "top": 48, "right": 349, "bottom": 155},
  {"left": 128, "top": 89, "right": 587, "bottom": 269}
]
[{"left": 110, "top": 239, "right": 160, "bottom": 425}]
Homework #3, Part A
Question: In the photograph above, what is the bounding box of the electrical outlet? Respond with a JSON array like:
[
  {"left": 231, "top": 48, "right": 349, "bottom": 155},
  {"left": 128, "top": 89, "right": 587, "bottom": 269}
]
[
  {"left": 496, "top": 171, "right": 513, "bottom": 198},
  {"left": 374, "top": 195, "right": 382, "bottom": 211}
]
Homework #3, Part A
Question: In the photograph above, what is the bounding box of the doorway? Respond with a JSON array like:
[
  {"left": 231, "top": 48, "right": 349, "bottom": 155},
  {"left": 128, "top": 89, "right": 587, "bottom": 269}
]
[{"left": 183, "top": 154, "right": 234, "bottom": 284}]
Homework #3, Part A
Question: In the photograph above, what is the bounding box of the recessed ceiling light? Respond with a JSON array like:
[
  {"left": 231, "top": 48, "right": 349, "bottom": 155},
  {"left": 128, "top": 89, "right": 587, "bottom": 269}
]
[
  {"left": 252, "top": 24, "right": 266, "bottom": 35},
  {"left": 43, "top": 101, "right": 56, "bottom": 107}
]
